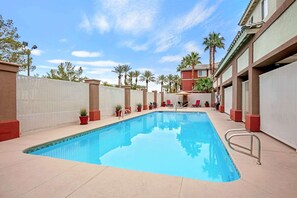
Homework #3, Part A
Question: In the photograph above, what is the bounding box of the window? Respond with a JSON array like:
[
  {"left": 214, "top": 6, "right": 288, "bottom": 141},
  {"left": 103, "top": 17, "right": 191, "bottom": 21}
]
[
  {"left": 261, "top": 0, "right": 268, "bottom": 20},
  {"left": 198, "top": 70, "right": 207, "bottom": 77},
  {"left": 249, "top": 16, "right": 254, "bottom": 24}
]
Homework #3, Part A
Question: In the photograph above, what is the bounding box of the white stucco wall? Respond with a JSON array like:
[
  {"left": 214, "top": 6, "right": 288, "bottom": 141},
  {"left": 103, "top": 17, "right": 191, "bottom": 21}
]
[
  {"left": 17, "top": 76, "right": 89, "bottom": 133},
  {"left": 147, "top": 92, "right": 154, "bottom": 105},
  {"left": 99, "top": 86, "right": 124, "bottom": 117},
  {"left": 130, "top": 90, "right": 143, "bottom": 112},
  {"left": 253, "top": 1, "right": 297, "bottom": 62},
  {"left": 237, "top": 49, "right": 249, "bottom": 73},
  {"left": 260, "top": 61, "right": 297, "bottom": 149},
  {"left": 222, "top": 66, "right": 232, "bottom": 83},
  {"left": 165, "top": 93, "right": 211, "bottom": 107}
]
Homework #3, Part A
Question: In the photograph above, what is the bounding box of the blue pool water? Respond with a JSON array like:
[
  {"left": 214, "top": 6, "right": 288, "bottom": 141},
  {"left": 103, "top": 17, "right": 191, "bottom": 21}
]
[{"left": 26, "top": 112, "right": 240, "bottom": 182}]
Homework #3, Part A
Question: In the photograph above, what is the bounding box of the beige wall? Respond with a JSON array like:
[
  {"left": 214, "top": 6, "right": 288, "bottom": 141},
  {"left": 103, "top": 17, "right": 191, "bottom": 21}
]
[
  {"left": 222, "top": 65, "right": 232, "bottom": 83},
  {"left": 99, "top": 86, "right": 124, "bottom": 117},
  {"left": 237, "top": 49, "right": 249, "bottom": 73},
  {"left": 147, "top": 92, "right": 154, "bottom": 104},
  {"left": 17, "top": 76, "right": 89, "bottom": 133},
  {"left": 253, "top": 1, "right": 297, "bottom": 62},
  {"left": 130, "top": 90, "right": 143, "bottom": 111}
]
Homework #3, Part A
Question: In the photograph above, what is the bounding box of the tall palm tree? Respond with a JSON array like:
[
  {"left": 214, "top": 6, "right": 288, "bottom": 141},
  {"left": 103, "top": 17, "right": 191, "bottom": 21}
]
[
  {"left": 128, "top": 71, "right": 134, "bottom": 86},
  {"left": 156, "top": 75, "right": 167, "bottom": 92},
  {"left": 166, "top": 74, "right": 174, "bottom": 93},
  {"left": 122, "top": 65, "right": 132, "bottom": 85},
  {"left": 183, "top": 52, "right": 201, "bottom": 90},
  {"left": 173, "top": 75, "right": 180, "bottom": 93},
  {"left": 203, "top": 32, "right": 225, "bottom": 75},
  {"left": 140, "top": 70, "right": 155, "bottom": 90},
  {"left": 112, "top": 65, "right": 124, "bottom": 87},
  {"left": 134, "top": 70, "right": 141, "bottom": 88}
]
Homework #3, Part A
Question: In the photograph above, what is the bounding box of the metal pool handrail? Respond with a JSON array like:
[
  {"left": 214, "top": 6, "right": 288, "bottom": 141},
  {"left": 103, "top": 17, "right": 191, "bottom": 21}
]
[{"left": 225, "top": 128, "right": 262, "bottom": 165}]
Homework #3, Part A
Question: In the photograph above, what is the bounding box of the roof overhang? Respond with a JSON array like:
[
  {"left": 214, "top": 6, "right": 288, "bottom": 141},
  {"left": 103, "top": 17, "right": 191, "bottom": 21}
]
[
  {"left": 215, "top": 28, "right": 259, "bottom": 76},
  {"left": 239, "top": 0, "right": 260, "bottom": 26}
]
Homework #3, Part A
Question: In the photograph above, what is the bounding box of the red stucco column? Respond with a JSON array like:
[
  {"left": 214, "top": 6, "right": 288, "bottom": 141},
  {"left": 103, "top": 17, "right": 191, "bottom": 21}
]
[
  {"left": 142, "top": 89, "right": 148, "bottom": 110},
  {"left": 153, "top": 90, "right": 157, "bottom": 107},
  {"left": 0, "top": 61, "right": 20, "bottom": 141},
  {"left": 219, "top": 86, "right": 225, "bottom": 113},
  {"left": 123, "top": 85, "right": 131, "bottom": 111},
  {"left": 160, "top": 91, "right": 164, "bottom": 106},
  {"left": 245, "top": 68, "right": 261, "bottom": 132},
  {"left": 85, "top": 79, "right": 100, "bottom": 121}
]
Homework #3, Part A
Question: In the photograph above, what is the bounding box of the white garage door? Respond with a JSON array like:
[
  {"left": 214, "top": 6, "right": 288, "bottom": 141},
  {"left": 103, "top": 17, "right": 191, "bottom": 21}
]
[
  {"left": 260, "top": 61, "right": 297, "bottom": 149},
  {"left": 224, "top": 86, "right": 232, "bottom": 115}
]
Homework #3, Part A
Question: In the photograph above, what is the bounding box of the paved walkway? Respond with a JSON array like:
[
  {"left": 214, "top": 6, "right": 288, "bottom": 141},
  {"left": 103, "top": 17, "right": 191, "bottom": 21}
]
[{"left": 0, "top": 108, "right": 297, "bottom": 198}]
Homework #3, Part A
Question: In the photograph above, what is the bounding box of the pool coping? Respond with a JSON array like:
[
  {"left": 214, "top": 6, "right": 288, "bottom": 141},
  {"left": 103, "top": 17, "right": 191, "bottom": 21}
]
[{"left": 1, "top": 108, "right": 297, "bottom": 197}]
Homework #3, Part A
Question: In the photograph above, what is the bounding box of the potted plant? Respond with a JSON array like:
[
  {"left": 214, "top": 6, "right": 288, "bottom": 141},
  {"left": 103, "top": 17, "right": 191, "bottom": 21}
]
[
  {"left": 161, "top": 101, "right": 166, "bottom": 107},
  {"left": 136, "top": 103, "right": 142, "bottom": 112},
  {"left": 79, "top": 108, "right": 88, "bottom": 125},
  {"left": 149, "top": 102, "right": 153, "bottom": 110},
  {"left": 153, "top": 102, "right": 157, "bottom": 108},
  {"left": 115, "top": 104, "right": 122, "bottom": 117},
  {"left": 205, "top": 101, "right": 210, "bottom": 107}
]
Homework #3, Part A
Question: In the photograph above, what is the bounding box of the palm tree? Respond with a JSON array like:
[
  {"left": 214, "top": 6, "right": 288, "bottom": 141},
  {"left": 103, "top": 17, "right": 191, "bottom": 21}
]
[
  {"left": 176, "top": 60, "right": 187, "bottom": 72},
  {"left": 140, "top": 70, "right": 155, "bottom": 90},
  {"left": 112, "top": 65, "right": 124, "bottom": 87},
  {"left": 122, "top": 65, "right": 132, "bottom": 85},
  {"left": 128, "top": 71, "right": 134, "bottom": 86},
  {"left": 196, "top": 77, "right": 213, "bottom": 93},
  {"left": 203, "top": 32, "right": 225, "bottom": 75},
  {"left": 134, "top": 70, "right": 141, "bottom": 88},
  {"left": 166, "top": 74, "right": 174, "bottom": 93},
  {"left": 183, "top": 52, "right": 201, "bottom": 90},
  {"left": 156, "top": 75, "right": 167, "bottom": 92},
  {"left": 173, "top": 75, "right": 180, "bottom": 93}
]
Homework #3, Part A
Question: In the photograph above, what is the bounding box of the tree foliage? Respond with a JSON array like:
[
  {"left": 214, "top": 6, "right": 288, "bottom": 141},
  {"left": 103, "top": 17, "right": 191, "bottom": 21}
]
[
  {"left": 112, "top": 65, "right": 124, "bottom": 87},
  {"left": 0, "top": 15, "right": 28, "bottom": 70},
  {"left": 140, "top": 70, "right": 155, "bottom": 90},
  {"left": 195, "top": 77, "right": 213, "bottom": 93},
  {"left": 45, "top": 62, "right": 87, "bottom": 82},
  {"left": 203, "top": 32, "right": 225, "bottom": 75}
]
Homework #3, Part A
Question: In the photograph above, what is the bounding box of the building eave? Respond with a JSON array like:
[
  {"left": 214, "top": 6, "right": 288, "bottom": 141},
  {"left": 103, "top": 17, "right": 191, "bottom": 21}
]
[
  {"left": 239, "top": 0, "right": 260, "bottom": 26},
  {"left": 215, "top": 28, "right": 259, "bottom": 77}
]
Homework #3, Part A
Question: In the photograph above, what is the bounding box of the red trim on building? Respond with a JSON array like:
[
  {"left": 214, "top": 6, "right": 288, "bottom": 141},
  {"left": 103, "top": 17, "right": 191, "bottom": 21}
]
[
  {"left": 89, "top": 110, "right": 100, "bottom": 121},
  {"left": 219, "top": 105, "right": 225, "bottom": 113},
  {"left": 0, "top": 120, "right": 20, "bottom": 141},
  {"left": 245, "top": 114, "right": 260, "bottom": 132},
  {"left": 230, "top": 109, "right": 242, "bottom": 122}
]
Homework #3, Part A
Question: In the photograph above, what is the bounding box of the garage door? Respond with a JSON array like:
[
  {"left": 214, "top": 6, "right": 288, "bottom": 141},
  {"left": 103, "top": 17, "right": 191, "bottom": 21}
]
[{"left": 224, "top": 86, "right": 232, "bottom": 115}]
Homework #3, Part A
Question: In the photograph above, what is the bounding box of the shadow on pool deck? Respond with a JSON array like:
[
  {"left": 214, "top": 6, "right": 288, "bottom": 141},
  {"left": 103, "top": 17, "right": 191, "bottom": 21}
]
[{"left": 0, "top": 108, "right": 297, "bottom": 198}]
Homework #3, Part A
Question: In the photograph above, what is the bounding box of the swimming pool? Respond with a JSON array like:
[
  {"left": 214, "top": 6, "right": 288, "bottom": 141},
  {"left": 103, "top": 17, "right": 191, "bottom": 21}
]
[{"left": 25, "top": 112, "right": 240, "bottom": 182}]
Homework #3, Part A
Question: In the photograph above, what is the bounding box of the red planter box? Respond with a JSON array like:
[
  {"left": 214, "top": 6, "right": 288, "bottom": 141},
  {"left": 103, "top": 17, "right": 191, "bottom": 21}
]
[{"left": 79, "top": 116, "right": 88, "bottom": 125}]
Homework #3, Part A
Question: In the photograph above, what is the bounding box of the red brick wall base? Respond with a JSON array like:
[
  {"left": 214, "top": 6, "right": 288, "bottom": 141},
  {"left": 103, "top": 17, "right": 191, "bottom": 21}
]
[
  {"left": 89, "top": 110, "right": 100, "bottom": 121},
  {"left": 219, "top": 105, "right": 224, "bottom": 113},
  {"left": 0, "top": 120, "right": 20, "bottom": 141},
  {"left": 230, "top": 109, "right": 242, "bottom": 122},
  {"left": 143, "top": 105, "right": 148, "bottom": 110},
  {"left": 245, "top": 114, "right": 260, "bottom": 132}
]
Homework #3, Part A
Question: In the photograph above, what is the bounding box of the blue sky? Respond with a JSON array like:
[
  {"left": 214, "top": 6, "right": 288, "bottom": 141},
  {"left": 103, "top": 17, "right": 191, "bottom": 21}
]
[{"left": 1, "top": 0, "right": 249, "bottom": 91}]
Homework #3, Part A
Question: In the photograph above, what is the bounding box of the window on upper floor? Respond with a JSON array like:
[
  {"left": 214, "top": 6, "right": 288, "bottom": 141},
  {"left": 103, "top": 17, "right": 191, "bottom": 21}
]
[
  {"left": 249, "top": 16, "right": 254, "bottom": 24},
  {"left": 198, "top": 70, "right": 207, "bottom": 77},
  {"left": 261, "top": 0, "right": 268, "bottom": 21}
]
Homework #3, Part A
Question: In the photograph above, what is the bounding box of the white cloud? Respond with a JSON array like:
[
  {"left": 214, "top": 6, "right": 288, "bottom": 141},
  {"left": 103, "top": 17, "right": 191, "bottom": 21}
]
[
  {"left": 31, "top": 49, "right": 43, "bottom": 56},
  {"left": 79, "top": 14, "right": 93, "bottom": 32},
  {"left": 93, "top": 15, "right": 110, "bottom": 34},
  {"left": 59, "top": 38, "right": 67, "bottom": 43},
  {"left": 154, "top": 1, "right": 220, "bottom": 53},
  {"left": 159, "top": 55, "right": 182, "bottom": 63},
  {"left": 120, "top": 41, "right": 148, "bottom": 51},
  {"left": 47, "top": 59, "right": 68, "bottom": 64},
  {"left": 183, "top": 41, "right": 202, "bottom": 54},
  {"left": 37, "top": 65, "right": 56, "bottom": 69},
  {"left": 79, "top": 0, "right": 160, "bottom": 35},
  {"left": 71, "top": 51, "right": 102, "bottom": 58},
  {"left": 87, "top": 68, "right": 112, "bottom": 75}
]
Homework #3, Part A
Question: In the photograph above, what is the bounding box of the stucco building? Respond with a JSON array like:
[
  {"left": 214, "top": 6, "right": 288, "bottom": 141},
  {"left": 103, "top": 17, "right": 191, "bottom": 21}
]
[{"left": 214, "top": 0, "right": 297, "bottom": 148}]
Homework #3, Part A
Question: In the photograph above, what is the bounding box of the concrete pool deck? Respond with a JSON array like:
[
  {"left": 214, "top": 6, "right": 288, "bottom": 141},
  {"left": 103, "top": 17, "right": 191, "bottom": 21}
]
[{"left": 0, "top": 108, "right": 297, "bottom": 198}]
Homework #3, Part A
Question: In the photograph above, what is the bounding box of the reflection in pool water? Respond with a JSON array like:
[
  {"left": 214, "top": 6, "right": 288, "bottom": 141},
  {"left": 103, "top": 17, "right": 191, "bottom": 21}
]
[{"left": 28, "top": 112, "right": 240, "bottom": 182}]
